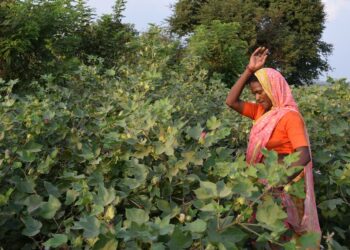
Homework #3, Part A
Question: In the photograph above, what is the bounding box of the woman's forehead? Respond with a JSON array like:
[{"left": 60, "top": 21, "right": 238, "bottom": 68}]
[{"left": 250, "top": 81, "right": 263, "bottom": 91}]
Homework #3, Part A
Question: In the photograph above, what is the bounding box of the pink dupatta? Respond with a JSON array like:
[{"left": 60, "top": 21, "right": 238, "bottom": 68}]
[{"left": 246, "top": 68, "right": 321, "bottom": 234}]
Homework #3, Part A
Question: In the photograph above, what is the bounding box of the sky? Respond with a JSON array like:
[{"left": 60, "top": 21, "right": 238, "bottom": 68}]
[{"left": 87, "top": 0, "right": 350, "bottom": 80}]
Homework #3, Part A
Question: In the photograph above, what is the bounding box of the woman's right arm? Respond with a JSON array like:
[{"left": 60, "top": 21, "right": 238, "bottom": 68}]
[
  {"left": 225, "top": 47, "right": 269, "bottom": 113},
  {"left": 225, "top": 67, "right": 254, "bottom": 113}
]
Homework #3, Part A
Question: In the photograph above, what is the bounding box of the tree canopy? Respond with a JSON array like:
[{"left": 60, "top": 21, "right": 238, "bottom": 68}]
[
  {"left": 0, "top": 0, "right": 135, "bottom": 85},
  {"left": 169, "top": 0, "right": 333, "bottom": 85}
]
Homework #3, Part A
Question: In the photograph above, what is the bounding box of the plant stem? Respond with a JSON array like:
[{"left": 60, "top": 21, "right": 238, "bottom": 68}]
[{"left": 238, "top": 223, "right": 284, "bottom": 247}]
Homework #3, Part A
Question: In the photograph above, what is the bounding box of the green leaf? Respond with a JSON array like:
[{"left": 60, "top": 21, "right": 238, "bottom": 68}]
[
  {"left": 206, "top": 116, "right": 221, "bottom": 130},
  {"left": 167, "top": 226, "right": 192, "bottom": 250},
  {"left": 194, "top": 181, "right": 232, "bottom": 199},
  {"left": 216, "top": 181, "right": 232, "bottom": 198},
  {"left": 43, "top": 234, "right": 68, "bottom": 248},
  {"left": 39, "top": 195, "right": 61, "bottom": 219},
  {"left": 283, "top": 151, "right": 300, "bottom": 166},
  {"left": 319, "top": 198, "right": 344, "bottom": 210},
  {"left": 194, "top": 181, "right": 217, "bottom": 199},
  {"left": 185, "top": 219, "right": 207, "bottom": 233},
  {"left": 207, "top": 219, "right": 246, "bottom": 246},
  {"left": 24, "top": 141, "right": 43, "bottom": 153},
  {"left": 298, "top": 232, "right": 321, "bottom": 248},
  {"left": 199, "top": 202, "right": 218, "bottom": 212},
  {"left": 213, "top": 162, "right": 231, "bottom": 177},
  {"left": 73, "top": 216, "right": 101, "bottom": 238},
  {"left": 256, "top": 196, "right": 287, "bottom": 232},
  {"left": 154, "top": 216, "right": 175, "bottom": 235},
  {"left": 24, "top": 194, "right": 43, "bottom": 213},
  {"left": 65, "top": 189, "right": 79, "bottom": 205},
  {"left": 16, "top": 178, "right": 36, "bottom": 194},
  {"left": 93, "top": 235, "right": 118, "bottom": 250},
  {"left": 43, "top": 110, "right": 55, "bottom": 120},
  {"left": 330, "top": 120, "right": 348, "bottom": 136},
  {"left": 0, "top": 188, "right": 14, "bottom": 206},
  {"left": 38, "top": 155, "right": 54, "bottom": 174},
  {"left": 125, "top": 208, "right": 149, "bottom": 225},
  {"left": 151, "top": 243, "right": 166, "bottom": 250},
  {"left": 246, "top": 166, "right": 257, "bottom": 178},
  {"left": 119, "top": 159, "right": 149, "bottom": 189},
  {"left": 261, "top": 149, "right": 278, "bottom": 165},
  {"left": 3, "top": 98, "right": 15, "bottom": 107},
  {"left": 94, "top": 184, "right": 115, "bottom": 206},
  {"left": 17, "top": 150, "right": 36, "bottom": 162},
  {"left": 14, "top": 142, "right": 40, "bottom": 163},
  {"left": 287, "top": 179, "right": 305, "bottom": 199},
  {"left": 105, "top": 69, "right": 116, "bottom": 76},
  {"left": 187, "top": 124, "right": 203, "bottom": 140},
  {"left": 232, "top": 178, "right": 258, "bottom": 198},
  {"left": 79, "top": 144, "right": 95, "bottom": 160},
  {"left": 44, "top": 181, "right": 60, "bottom": 198},
  {"left": 283, "top": 241, "right": 297, "bottom": 250},
  {"left": 314, "top": 150, "right": 332, "bottom": 164},
  {"left": 22, "top": 216, "right": 42, "bottom": 237}
]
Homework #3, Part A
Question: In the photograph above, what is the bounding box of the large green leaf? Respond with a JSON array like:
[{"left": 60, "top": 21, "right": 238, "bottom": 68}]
[
  {"left": 65, "top": 189, "right": 79, "bottom": 205},
  {"left": 186, "top": 124, "right": 203, "bottom": 140},
  {"left": 154, "top": 216, "right": 175, "bottom": 235},
  {"left": 232, "top": 178, "right": 258, "bottom": 198},
  {"left": 206, "top": 116, "right": 221, "bottom": 130},
  {"left": 93, "top": 235, "right": 118, "bottom": 250},
  {"left": 185, "top": 219, "right": 207, "bottom": 233},
  {"left": 94, "top": 184, "right": 116, "bottom": 206},
  {"left": 256, "top": 196, "right": 287, "bottom": 232},
  {"left": 194, "top": 181, "right": 217, "bottom": 200},
  {"left": 167, "top": 226, "right": 192, "bottom": 250},
  {"left": 119, "top": 159, "right": 149, "bottom": 190},
  {"left": 298, "top": 232, "right": 321, "bottom": 249},
  {"left": 194, "top": 181, "right": 232, "bottom": 200},
  {"left": 43, "top": 234, "right": 68, "bottom": 248},
  {"left": 22, "top": 216, "right": 42, "bottom": 237},
  {"left": 125, "top": 208, "right": 149, "bottom": 226},
  {"left": 73, "top": 216, "right": 101, "bottom": 238},
  {"left": 24, "top": 194, "right": 43, "bottom": 213},
  {"left": 39, "top": 195, "right": 61, "bottom": 219},
  {"left": 0, "top": 188, "right": 14, "bottom": 206},
  {"left": 207, "top": 219, "right": 247, "bottom": 246}
]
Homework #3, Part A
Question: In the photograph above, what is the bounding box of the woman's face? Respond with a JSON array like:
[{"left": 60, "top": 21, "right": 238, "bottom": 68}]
[{"left": 250, "top": 81, "right": 273, "bottom": 111}]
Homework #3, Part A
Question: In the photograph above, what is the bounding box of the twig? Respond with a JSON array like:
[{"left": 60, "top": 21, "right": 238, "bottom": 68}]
[{"left": 129, "top": 199, "right": 144, "bottom": 209}]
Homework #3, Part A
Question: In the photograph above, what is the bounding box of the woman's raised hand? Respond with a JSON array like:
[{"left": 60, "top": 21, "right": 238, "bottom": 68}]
[{"left": 247, "top": 46, "right": 269, "bottom": 72}]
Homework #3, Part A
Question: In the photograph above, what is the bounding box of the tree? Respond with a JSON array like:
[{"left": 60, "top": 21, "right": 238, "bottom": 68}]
[
  {"left": 168, "top": 0, "right": 208, "bottom": 36},
  {"left": 185, "top": 20, "right": 248, "bottom": 85},
  {"left": 0, "top": 0, "right": 136, "bottom": 85},
  {"left": 0, "top": 0, "right": 93, "bottom": 82},
  {"left": 81, "top": 0, "right": 136, "bottom": 69},
  {"left": 169, "top": 0, "right": 332, "bottom": 85}
]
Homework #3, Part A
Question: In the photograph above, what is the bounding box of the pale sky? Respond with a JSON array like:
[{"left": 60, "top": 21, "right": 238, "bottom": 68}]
[{"left": 87, "top": 0, "right": 350, "bottom": 80}]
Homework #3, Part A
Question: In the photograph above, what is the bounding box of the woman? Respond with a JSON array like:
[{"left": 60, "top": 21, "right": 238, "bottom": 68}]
[{"left": 226, "top": 47, "right": 321, "bottom": 245}]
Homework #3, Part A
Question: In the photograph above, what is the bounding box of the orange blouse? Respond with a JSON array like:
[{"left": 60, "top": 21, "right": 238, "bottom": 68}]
[{"left": 240, "top": 102, "right": 308, "bottom": 154}]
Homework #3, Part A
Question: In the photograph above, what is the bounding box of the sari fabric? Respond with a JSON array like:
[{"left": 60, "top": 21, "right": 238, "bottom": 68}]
[{"left": 246, "top": 68, "right": 321, "bottom": 234}]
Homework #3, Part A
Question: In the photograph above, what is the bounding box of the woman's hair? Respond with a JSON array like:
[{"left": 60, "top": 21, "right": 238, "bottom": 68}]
[{"left": 246, "top": 74, "right": 259, "bottom": 85}]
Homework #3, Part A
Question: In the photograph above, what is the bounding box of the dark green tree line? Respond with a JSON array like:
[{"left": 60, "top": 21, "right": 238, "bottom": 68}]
[
  {"left": 169, "top": 0, "right": 333, "bottom": 85},
  {"left": 0, "top": 0, "right": 136, "bottom": 85}
]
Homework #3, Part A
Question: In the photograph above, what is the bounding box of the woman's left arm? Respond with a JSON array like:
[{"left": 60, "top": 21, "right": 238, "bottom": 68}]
[
  {"left": 287, "top": 146, "right": 310, "bottom": 182},
  {"left": 293, "top": 146, "right": 311, "bottom": 166}
]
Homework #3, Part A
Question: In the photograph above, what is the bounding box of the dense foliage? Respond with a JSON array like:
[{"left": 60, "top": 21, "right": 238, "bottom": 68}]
[
  {"left": 169, "top": 0, "right": 333, "bottom": 85},
  {"left": 185, "top": 21, "right": 248, "bottom": 85},
  {"left": 1, "top": 30, "right": 350, "bottom": 248},
  {"left": 0, "top": 0, "right": 135, "bottom": 85},
  {"left": 0, "top": 1, "right": 349, "bottom": 249}
]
